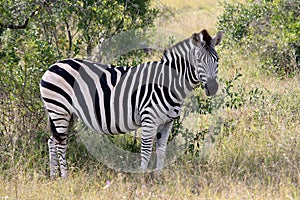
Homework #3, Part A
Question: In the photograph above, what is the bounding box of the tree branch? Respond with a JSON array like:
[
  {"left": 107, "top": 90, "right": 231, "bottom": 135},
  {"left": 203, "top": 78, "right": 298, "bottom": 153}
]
[
  {"left": 65, "top": 19, "right": 73, "bottom": 57},
  {"left": 0, "top": 1, "right": 48, "bottom": 30}
]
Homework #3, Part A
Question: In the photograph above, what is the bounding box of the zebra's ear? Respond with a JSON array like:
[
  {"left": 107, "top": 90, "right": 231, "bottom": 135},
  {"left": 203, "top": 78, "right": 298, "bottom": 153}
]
[
  {"left": 212, "top": 31, "right": 223, "bottom": 46},
  {"left": 200, "top": 29, "right": 212, "bottom": 46},
  {"left": 191, "top": 32, "right": 201, "bottom": 47}
]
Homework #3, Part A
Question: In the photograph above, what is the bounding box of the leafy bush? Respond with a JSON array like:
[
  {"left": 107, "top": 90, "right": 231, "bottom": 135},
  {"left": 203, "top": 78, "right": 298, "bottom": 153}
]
[
  {"left": 187, "top": 69, "right": 264, "bottom": 113},
  {"left": 217, "top": 0, "right": 299, "bottom": 77},
  {"left": 217, "top": 1, "right": 271, "bottom": 43},
  {"left": 170, "top": 70, "right": 266, "bottom": 158}
]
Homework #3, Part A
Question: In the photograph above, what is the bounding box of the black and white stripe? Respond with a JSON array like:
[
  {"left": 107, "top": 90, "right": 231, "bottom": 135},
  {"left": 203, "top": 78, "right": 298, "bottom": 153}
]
[{"left": 40, "top": 29, "right": 223, "bottom": 178}]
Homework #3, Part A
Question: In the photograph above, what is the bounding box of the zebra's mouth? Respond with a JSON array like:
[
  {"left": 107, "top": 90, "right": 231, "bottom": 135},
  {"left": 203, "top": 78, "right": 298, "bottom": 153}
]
[
  {"left": 204, "top": 85, "right": 210, "bottom": 96},
  {"left": 204, "top": 78, "right": 219, "bottom": 96}
]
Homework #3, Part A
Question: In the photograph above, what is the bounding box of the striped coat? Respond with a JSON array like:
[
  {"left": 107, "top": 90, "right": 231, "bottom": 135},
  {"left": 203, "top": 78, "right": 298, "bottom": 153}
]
[{"left": 40, "top": 29, "right": 223, "bottom": 178}]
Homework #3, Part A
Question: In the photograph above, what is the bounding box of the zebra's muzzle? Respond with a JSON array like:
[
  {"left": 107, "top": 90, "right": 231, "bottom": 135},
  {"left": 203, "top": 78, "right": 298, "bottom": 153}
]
[{"left": 205, "top": 78, "right": 218, "bottom": 96}]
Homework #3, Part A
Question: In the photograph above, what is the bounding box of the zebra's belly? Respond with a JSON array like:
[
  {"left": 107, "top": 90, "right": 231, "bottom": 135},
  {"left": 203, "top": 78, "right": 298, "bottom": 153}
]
[
  {"left": 89, "top": 119, "right": 141, "bottom": 135},
  {"left": 72, "top": 102, "right": 141, "bottom": 135}
]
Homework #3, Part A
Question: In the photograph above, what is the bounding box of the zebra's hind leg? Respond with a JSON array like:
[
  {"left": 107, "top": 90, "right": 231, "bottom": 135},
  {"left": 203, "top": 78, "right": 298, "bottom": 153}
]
[
  {"left": 48, "top": 136, "right": 59, "bottom": 178},
  {"left": 55, "top": 137, "right": 68, "bottom": 178},
  {"left": 48, "top": 115, "right": 71, "bottom": 179}
]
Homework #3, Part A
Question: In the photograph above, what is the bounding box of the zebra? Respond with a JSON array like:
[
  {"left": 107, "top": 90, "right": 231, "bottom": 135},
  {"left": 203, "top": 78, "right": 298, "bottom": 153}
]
[{"left": 40, "top": 29, "right": 223, "bottom": 178}]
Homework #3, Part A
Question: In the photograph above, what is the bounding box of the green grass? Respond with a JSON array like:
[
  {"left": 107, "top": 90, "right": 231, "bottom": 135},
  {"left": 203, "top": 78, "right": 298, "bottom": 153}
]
[{"left": 1, "top": 0, "right": 299, "bottom": 199}]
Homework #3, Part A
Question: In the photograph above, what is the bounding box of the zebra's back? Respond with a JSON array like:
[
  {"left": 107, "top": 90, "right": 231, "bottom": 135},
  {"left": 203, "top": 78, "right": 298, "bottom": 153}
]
[{"left": 41, "top": 58, "right": 161, "bottom": 135}]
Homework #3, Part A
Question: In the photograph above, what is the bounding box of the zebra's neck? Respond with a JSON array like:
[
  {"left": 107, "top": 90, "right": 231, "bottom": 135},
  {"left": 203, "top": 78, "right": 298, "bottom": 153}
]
[{"left": 161, "top": 39, "right": 200, "bottom": 100}]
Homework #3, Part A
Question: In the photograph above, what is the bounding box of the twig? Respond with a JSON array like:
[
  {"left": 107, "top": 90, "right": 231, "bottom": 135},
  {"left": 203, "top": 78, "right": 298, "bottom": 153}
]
[{"left": 0, "top": 0, "right": 51, "bottom": 30}]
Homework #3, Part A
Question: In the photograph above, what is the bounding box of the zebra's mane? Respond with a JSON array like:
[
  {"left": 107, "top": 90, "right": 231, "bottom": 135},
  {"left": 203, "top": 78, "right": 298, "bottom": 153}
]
[{"left": 162, "top": 37, "right": 191, "bottom": 59}]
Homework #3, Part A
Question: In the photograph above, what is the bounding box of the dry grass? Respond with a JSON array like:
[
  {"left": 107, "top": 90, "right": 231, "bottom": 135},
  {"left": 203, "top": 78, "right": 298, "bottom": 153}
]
[
  {"left": 1, "top": 169, "right": 298, "bottom": 200},
  {"left": 152, "top": 0, "right": 223, "bottom": 36}
]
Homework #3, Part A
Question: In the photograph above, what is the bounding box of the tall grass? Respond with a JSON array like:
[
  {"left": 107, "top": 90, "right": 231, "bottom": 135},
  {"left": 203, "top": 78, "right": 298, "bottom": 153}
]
[{"left": 1, "top": 0, "right": 299, "bottom": 199}]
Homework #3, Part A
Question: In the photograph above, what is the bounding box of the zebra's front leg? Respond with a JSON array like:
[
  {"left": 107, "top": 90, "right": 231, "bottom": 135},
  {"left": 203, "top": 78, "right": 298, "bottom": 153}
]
[
  {"left": 140, "top": 121, "right": 158, "bottom": 171},
  {"left": 156, "top": 121, "right": 173, "bottom": 170}
]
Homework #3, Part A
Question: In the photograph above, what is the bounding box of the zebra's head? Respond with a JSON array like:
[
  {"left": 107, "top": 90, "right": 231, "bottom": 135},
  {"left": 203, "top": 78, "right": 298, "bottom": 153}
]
[{"left": 190, "top": 29, "right": 223, "bottom": 96}]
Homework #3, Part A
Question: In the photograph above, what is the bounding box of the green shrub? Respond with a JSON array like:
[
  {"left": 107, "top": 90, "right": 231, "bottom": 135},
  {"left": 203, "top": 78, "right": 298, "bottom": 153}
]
[
  {"left": 172, "top": 70, "right": 266, "bottom": 158},
  {"left": 217, "top": 0, "right": 299, "bottom": 77}
]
